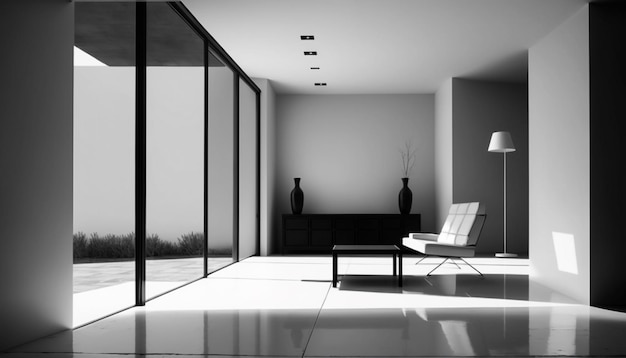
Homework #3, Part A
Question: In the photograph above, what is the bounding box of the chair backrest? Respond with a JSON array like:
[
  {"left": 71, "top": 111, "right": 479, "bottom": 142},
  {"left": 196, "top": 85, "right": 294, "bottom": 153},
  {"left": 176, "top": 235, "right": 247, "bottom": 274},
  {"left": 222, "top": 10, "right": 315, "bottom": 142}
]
[{"left": 437, "top": 202, "right": 486, "bottom": 247}]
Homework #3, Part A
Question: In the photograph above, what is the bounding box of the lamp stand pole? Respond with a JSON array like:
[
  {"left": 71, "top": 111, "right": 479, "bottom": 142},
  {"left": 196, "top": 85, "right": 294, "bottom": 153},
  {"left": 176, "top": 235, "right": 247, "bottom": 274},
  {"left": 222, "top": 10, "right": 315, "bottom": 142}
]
[{"left": 496, "top": 152, "right": 517, "bottom": 258}]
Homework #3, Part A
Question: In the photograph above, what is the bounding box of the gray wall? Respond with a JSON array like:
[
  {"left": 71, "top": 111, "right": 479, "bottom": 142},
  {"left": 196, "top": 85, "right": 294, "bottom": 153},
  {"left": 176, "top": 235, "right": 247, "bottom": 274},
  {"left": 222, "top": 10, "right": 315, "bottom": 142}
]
[
  {"left": 529, "top": 5, "right": 590, "bottom": 304},
  {"left": 435, "top": 79, "right": 454, "bottom": 227},
  {"left": 589, "top": 2, "right": 626, "bottom": 308},
  {"left": 239, "top": 79, "right": 259, "bottom": 259},
  {"left": 207, "top": 67, "right": 236, "bottom": 251},
  {"left": 74, "top": 67, "right": 135, "bottom": 236},
  {"left": 452, "top": 79, "right": 529, "bottom": 255},
  {"left": 0, "top": 0, "right": 74, "bottom": 350},
  {"left": 75, "top": 67, "right": 208, "bottom": 243},
  {"left": 274, "top": 94, "right": 436, "bottom": 253},
  {"left": 76, "top": 65, "right": 248, "bottom": 252},
  {"left": 147, "top": 67, "right": 205, "bottom": 242},
  {"left": 254, "top": 78, "right": 278, "bottom": 255}
]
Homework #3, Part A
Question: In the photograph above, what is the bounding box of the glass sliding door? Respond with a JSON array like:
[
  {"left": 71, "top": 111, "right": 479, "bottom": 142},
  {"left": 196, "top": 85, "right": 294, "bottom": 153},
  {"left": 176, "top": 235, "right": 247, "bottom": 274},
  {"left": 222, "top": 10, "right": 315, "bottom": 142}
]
[
  {"left": 207, "top": 50, "right": 236, "bottom": 268},
  {"left": 73, "top": 2, "right": 136, "bottom": 327},
  {"left": 145, "top": 3, "right": 205, "bottom": 299},
  {"left": 74, "top": 1, "right": 261, "bottom": 315},
  {"left": 238, "top": 79, "right": 259, "bottom": 259}
]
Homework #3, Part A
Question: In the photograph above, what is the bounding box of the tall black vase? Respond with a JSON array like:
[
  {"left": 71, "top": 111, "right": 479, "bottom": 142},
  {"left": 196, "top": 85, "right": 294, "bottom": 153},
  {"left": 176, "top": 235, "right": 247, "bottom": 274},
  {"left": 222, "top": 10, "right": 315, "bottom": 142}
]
[
  {"left": 290, "top": 178, "right": 304, "bottom": 214},
  {"left": 398, "top": 177, "right": 412, "bottom": 214}
]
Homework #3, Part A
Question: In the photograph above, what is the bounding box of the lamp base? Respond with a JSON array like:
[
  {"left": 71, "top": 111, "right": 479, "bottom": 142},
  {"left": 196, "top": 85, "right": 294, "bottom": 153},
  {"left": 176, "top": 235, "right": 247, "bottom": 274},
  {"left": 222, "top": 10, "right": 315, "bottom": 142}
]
[{"left": 495, "top": 253, "right": 518, "bottom": 258}]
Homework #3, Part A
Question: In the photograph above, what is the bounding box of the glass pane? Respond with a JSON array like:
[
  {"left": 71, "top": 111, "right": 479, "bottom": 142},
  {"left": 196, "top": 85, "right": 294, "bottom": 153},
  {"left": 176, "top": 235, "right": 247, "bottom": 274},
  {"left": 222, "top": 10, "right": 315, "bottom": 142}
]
[
  {"left": 146, "top": 2, "right": 205, "bottom": 299},
  {"left": 73, "top": 2, "right": 135, "bottom": 327},
  {"left": 239, "top": 79, "right": 258, "bottom": 259},
  {"left": 207, "top": 50, "right": 235, "bottom": 267}
]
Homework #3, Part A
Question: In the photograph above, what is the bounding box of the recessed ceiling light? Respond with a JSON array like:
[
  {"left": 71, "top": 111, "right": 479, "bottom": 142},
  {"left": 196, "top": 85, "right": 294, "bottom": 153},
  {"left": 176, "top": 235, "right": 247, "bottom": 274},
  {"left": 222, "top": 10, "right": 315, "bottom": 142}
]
[
  {"left": 314, "top": 83, "right": 327, "bottom": 86},
  {"left": 304, "top": 51, "right": 317, "bottom": 56},
  {"left": 300, "top": 35, "right": 315, "bottom": 40},
  {"left": 310, "top": 67, "right": 320, "bottom": 70}
]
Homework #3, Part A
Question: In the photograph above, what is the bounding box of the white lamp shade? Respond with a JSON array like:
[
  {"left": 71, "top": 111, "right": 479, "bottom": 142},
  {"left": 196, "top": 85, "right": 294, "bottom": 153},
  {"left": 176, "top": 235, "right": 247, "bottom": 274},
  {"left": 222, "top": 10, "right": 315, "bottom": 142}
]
[{"left": 488, "top": 131, "right": 516, "bottom": 153}]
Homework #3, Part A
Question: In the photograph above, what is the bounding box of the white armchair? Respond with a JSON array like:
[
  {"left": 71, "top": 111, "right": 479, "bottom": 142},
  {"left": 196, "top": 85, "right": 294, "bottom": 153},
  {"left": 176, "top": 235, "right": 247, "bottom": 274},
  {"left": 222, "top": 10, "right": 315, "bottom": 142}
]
[{"left": 402, "top": 202, "right": 486, "bottom": 276}]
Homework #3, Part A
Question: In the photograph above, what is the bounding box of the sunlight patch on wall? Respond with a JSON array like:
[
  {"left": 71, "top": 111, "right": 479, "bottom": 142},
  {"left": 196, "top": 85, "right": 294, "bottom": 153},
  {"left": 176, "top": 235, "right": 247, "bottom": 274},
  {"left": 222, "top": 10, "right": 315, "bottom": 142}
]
[{"left": 552, "top": 232, "right": 578, "bottom": 274}]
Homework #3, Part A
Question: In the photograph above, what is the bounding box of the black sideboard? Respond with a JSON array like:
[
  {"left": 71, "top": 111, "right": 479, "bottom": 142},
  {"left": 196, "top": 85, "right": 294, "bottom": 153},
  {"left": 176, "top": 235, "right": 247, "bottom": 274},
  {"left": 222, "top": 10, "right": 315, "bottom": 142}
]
[{"left": 282, "top": 214, "right": 421, "bottom": 254}]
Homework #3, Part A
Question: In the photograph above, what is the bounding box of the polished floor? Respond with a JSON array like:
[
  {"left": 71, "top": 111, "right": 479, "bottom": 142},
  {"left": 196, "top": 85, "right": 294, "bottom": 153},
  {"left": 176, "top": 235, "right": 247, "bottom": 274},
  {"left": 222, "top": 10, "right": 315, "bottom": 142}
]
[{"left": 5, "top": 255, "right": 626, "bottom": 357}]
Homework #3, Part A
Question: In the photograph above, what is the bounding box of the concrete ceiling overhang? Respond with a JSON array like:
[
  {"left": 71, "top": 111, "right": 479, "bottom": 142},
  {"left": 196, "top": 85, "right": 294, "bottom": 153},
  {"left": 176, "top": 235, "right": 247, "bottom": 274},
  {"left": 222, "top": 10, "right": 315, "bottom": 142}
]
[{"left": 75, "top": 2, "right": 224, "bottom": 67}]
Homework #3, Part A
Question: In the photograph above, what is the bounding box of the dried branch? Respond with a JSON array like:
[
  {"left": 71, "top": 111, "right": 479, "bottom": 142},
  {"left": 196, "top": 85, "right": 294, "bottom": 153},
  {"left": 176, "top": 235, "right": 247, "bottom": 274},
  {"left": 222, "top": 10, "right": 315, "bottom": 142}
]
[{"left": 399, "top": 140, "right": 417, "bottom": 178}]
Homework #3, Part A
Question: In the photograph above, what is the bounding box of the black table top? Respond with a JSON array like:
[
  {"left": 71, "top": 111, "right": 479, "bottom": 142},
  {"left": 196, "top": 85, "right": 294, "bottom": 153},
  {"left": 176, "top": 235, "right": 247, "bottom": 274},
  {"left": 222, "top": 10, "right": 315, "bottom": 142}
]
[{"left": 332, "top": 244, "right": 400, "bottom": 253}]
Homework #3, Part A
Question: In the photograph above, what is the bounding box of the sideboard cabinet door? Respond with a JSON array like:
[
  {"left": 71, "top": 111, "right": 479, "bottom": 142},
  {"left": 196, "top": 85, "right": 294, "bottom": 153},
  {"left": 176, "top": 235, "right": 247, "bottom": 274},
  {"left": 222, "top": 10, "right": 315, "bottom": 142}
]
[
  {"left": 284, "top": 216, "right": 309, "bottom": 248},
  {"left": 282, "top": 214, "right": 420, "bottom": 254}
]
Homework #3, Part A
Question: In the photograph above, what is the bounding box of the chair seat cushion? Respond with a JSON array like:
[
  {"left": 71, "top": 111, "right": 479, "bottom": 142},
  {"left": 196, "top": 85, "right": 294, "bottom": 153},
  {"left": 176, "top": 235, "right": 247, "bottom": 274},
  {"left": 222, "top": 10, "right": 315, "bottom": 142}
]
[{"left": 403, "top": 237, "right": 476, "bottom": 257}]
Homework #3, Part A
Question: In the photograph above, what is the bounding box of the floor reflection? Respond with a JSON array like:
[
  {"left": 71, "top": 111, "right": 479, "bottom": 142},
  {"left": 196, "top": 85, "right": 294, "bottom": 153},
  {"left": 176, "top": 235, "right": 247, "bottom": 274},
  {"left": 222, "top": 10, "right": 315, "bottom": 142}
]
[{"left": 6, "top": 256, "right": 626, "bottom": 357}]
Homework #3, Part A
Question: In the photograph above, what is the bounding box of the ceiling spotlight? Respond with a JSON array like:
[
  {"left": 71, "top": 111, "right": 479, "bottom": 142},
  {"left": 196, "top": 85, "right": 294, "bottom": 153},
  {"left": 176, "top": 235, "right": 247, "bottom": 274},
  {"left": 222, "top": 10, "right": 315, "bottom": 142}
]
[
  {"left": 304, "top": 51, "right": 317, "bottom": 56},
  {"left": 314, "top": 83, "right": 327, "bottom": 86},
  {"left": 300, "top": 35, "right": 315, "bottom": 40}
]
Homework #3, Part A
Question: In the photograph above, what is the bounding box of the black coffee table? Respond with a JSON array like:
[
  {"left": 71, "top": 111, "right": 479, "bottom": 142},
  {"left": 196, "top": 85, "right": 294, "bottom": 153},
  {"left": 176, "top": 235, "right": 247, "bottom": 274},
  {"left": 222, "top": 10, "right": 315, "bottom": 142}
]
[{"left": 332, "top": 244, "right": 403, "bottom": 288}]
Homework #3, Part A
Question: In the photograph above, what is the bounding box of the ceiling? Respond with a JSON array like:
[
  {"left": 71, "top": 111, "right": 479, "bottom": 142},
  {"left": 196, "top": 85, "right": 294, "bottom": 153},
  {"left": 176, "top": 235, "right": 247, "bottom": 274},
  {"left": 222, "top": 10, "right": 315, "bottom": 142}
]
[{"left": 182, "top": 0, "right": 588, "bottom": 94}]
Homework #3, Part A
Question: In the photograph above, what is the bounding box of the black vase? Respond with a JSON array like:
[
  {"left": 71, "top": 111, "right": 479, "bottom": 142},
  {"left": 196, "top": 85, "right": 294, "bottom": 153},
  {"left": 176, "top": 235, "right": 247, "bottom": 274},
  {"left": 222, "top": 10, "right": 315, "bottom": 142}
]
[
  {"left": 398, "top": 177, "right": 412, "bottom": 214},
  {"left": 291, "top": 178, "right": 304, "bottom": 214}
]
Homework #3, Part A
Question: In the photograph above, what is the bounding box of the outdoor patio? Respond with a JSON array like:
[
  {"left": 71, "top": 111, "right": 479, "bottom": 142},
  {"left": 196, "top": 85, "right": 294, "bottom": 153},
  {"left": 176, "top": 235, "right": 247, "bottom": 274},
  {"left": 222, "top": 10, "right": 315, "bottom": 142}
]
[{"left": 73, "top": 257, "right": 232, "bottom": 327}]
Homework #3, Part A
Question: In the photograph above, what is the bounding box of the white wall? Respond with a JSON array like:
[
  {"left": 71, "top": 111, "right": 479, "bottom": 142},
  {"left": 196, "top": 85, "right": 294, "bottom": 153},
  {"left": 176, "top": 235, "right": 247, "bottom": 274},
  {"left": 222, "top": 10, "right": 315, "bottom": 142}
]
[
  {"left": 275, "top": 94, "right": 436, "bottom": 248},
  {"left": 253, "top": 78, "right": 277, "bottom": 256},
  {"left": 435, "top": 79, "right": 453, "bottom": 228},
  {"left": 528, "top": 5, "right": 590, "bottom": 304},
  {"left": 0, "top": 0, "right": 74, "bottom": 350}
]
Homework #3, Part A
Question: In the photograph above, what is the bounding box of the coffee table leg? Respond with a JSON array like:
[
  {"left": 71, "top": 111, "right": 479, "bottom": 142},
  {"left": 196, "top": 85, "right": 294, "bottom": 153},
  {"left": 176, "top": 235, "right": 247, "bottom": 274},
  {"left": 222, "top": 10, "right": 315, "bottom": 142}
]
[
  {"left": 332, "top": 253, "right": 337, "bottom": 288},
  {"left": 399, "top": 251, "right": 403, "bottom": 287},
  {"left": 393, "top": 253, "right": 397, "bottom": 276}
]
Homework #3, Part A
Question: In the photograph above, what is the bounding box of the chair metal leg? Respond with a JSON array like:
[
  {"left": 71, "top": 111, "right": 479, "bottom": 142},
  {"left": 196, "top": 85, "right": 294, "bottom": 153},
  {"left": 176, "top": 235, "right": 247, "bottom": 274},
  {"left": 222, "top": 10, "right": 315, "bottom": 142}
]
[
  {"left": 426, "top": 258, "right": 449, "bottom": 276},
  {"left": 459, "top": 257, "right": 483, "bottom": 277},
  {"left": 415, "top": 255, "right": 483, "bottom": 277}
]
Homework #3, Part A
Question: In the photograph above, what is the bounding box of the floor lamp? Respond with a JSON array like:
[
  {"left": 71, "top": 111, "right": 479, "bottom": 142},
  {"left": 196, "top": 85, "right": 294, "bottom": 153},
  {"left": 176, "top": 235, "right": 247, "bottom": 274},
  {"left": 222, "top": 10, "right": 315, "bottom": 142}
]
[{"left": 488, "top": 131, "right": 517, "bottom": 258}]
